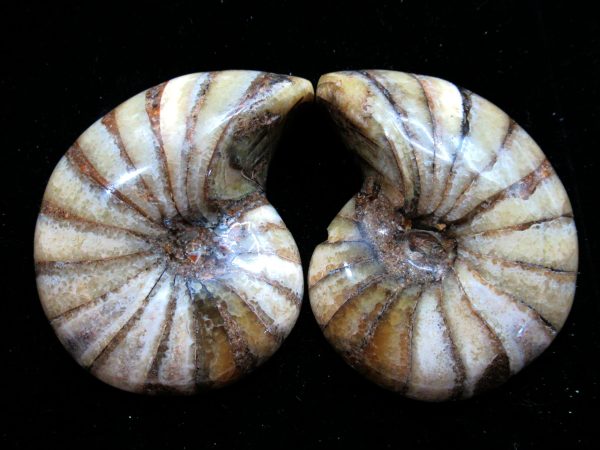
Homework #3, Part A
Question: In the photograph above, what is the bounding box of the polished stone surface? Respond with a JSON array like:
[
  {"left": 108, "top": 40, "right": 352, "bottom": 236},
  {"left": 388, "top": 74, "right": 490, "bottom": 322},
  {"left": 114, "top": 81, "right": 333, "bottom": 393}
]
[
  {"left": 34, "top": 70, "right": 313, "bottom": 393},
  {"left": 309, "top": 70, "right": 578, "bottom": 401}
]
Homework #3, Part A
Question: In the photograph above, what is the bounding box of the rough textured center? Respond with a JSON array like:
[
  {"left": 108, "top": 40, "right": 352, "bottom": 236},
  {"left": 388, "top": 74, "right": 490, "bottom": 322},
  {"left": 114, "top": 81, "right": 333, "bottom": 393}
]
[
  {"left": 160, "top": 218, "right": 239, "bottom": 280},
  {"left": 356, "top": 181, "right": 456, "bottom": 284},
  {"left": 385, "top": 230, "right": 455, "bottom": 283}
]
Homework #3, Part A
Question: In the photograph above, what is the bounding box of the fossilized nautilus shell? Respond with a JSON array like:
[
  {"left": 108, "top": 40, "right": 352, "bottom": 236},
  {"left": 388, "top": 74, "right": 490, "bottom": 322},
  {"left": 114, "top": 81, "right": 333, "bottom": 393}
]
[
  {"left": 34, "top": 70, "right": 313, "bottom": 393},
  {"left": 309, "top": 70, "right": 578, "bottom": 401}
]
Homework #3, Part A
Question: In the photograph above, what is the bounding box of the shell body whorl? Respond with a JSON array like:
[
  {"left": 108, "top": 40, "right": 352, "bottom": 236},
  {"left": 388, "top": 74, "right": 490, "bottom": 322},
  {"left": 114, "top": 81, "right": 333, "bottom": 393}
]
[
  {"left": 309, "top": 70, "right": 578, "bottom": 401},
  {"left": 34, "top": 70, "right": 313, "bottom": 393}
]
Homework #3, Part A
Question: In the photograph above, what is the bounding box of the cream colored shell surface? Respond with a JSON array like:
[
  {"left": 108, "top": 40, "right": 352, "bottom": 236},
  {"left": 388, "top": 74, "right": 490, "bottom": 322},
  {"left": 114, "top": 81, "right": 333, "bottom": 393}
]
[
  {"left": 34, "top": 70, "right": 313, "bottom": 394},
  {"left": 309, "top": 70, "right": 578, "bottom": 401}
]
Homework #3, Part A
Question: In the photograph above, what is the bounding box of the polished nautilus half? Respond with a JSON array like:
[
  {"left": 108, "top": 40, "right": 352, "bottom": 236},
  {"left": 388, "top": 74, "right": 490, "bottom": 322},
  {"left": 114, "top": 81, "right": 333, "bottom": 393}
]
[
  {"left": 309, "top": 70, "right": 578, "bottom": 401},
  {"left": 34, "top": 70, "right": 313, "bottom": 393}
]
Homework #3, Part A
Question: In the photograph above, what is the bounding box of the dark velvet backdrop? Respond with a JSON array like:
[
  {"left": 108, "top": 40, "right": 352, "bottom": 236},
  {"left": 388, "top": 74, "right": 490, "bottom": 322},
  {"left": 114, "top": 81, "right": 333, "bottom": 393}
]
[{"left": 2, "top": 1, "right": 598, "bottom": 448}]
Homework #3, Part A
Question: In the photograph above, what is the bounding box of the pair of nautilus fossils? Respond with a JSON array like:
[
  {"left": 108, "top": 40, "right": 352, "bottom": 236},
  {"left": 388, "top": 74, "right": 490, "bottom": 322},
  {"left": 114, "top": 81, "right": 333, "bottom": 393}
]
[{"left": 34, "top": 70, "right": 578, "bottom": 401}]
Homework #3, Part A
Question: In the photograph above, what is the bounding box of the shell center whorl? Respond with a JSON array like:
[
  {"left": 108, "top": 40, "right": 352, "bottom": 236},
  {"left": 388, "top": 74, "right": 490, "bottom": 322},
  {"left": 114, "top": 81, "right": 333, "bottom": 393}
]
[
  {"left": 160, "top": 217, "right": 239, "bottom": 280},
  {"left": 391, "top": 230, "right": 456, "bottom": 283},
  {"left": 356, "top": 180, "right": 456, "bottom": 285}
]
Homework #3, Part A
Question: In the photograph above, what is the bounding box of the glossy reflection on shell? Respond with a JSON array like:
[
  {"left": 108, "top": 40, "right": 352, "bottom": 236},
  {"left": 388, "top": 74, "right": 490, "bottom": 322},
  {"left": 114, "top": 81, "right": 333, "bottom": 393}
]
[
  {"left": 34, "top": 70, "right": 313, "bottom": 393},
  {"left": 309, "top": 70, "right": 578, "bottom": 401}
]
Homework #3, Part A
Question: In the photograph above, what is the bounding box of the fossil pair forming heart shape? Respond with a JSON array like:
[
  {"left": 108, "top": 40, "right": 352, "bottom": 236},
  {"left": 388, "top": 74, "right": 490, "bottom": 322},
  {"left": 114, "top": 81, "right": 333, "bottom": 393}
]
[{"left": 34, "top": 70, "right": 578, "bottom": 401}]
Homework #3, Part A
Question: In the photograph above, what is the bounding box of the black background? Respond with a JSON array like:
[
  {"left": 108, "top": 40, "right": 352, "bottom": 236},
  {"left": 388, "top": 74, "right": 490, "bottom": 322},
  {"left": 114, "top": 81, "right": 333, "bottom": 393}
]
[{"left": 2, "top": 1, "right": 599, "bottom": 448}]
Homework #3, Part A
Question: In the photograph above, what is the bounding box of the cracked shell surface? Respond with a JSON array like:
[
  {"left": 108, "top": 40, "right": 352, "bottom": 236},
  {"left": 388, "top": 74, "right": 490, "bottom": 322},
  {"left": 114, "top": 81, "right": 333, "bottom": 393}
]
[
  {"left": 34, "top": 70, "right": 313, "bottom": 394},
  {"left": 309, "top": 70, "right": 578, "bottom": 401}
]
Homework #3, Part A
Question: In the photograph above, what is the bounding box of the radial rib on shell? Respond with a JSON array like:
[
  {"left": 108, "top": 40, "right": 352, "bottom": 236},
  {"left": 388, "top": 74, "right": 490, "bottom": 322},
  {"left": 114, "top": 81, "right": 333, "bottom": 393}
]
[
  {"left": 34, "top": 70, "right": 313, "bottom": 394},
  {"left": 309, "top": 70, "right": 578, "bottom": 401}
]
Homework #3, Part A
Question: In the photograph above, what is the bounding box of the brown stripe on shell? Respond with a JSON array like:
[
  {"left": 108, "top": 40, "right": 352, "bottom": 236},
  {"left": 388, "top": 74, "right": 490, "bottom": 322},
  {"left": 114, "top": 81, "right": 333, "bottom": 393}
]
[
  {"left": 362, "top": 286, "right": 423, "bottom": 393},
  {"left": 215, "top": 299, "right": 257, "bottom": 372},
  {"left": 236, "top": 221, "right": 294, "bottom": 249},
  {"left": 354, "top": 286, "right": 403, "bottom": 354},
  {"left": 454, "top": 214, "right": 573, "bottom": 238},
  {"left": 35, "top": 250, "right": 154, "bottom": 276},
  {"left": 185, "top": 281, "right": 228, "bottom": 387},
  {"left": 431, "top": 88, "right": 472, "bottom": 216},
  {"left": 320, "top": 239, "right": 372, "bottom": 248},
  {"left": 183, "top": 73, "right": 214, "bottom": 221},
  {"left": 235, "top": 269, "right": 301, "bottom": 306},
  {"left": 325, "top": 282, "right": 397, "bottom": 351},
  {"left": 324, "top": 283, "right": 396, "bottom": 352},
  {"left": 309, "top": 257, "right": 376, "bottom": 288},
  {"left": 232, "top": 250, "right": 301, "bottom": 265},
  {"left": 145, "top": 82, "right": 181, "bottom": 218},
  {"left": 101, "top": 111, "right": 162, "bottom": 217},
  {"left": 223, "top": 190, "right": 270, "bottom": 220},
  {"left": 217, "top": 282, "right": 281, "bottom": 339},
  {"left": 251, "top": 221, "right": 288, "bottom": 233},
  {"left": 457, "top": 247, "right": 576, "bottom": 275},
  {"left": 457, "top": 247, "right": 577, "bottom": 281},
  {"left": 56, "top": 156, "right": 165, "bottom": 235},
  {"left": 359, "top": 70, "right": 421, "bottom": 214},
  {"left": 199, "top": 300, "right": 239, "bottom": 387},
  {"left": 50, "top": 261, "right": 164, "bottom": 322},
  {"left": 67, "top": 143, "right": 161, "bottom": 225},
  {"left": 143, "top": 274, "right": 179, "bottom": 392},
  {"left": 435, "top": 283, "right": 467, "bottom": 399},
  {"left": 447, "top": 159, "right": 556, "bottom": 229},
  {"left": 440, "top": 119, "right": 517, "bottom": 222},
  {"left": 89, "top": 266, "right": 170, "bottom": 369},
  {"left": 323, "top": 273, "right": 386, "bottom": 329},
  {"left": 411, "top": 74, "right": 438, "bottom": 204},
  {"left": 381, "top": 135, "right": 408, "bottom": 205},
  {"left": 40, "top": 201, "right": 152, "bottom": 240},
  {"left": 404, "top": 289, "right": 424, "bottom": 394},
  {"left": 35, "top": 212, "right": 155, "bottom": 265},
  {"left": 452, "top": 267, "right": 511, "bottom": 387},
  {"left": 457, "top": 257, "right": 558, "bottom": 334}
]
